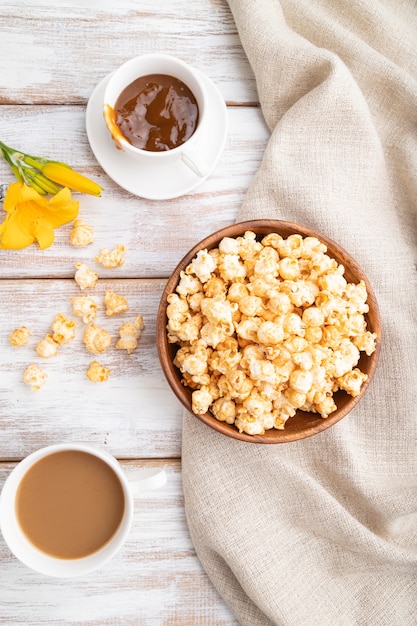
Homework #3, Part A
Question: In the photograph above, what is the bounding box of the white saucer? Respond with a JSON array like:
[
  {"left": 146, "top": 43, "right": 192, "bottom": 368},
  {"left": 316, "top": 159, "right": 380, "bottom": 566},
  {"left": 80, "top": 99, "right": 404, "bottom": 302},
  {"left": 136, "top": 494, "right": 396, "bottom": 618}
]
[{"left": 85, "top": 71, "right": 228, "bottom": 200}]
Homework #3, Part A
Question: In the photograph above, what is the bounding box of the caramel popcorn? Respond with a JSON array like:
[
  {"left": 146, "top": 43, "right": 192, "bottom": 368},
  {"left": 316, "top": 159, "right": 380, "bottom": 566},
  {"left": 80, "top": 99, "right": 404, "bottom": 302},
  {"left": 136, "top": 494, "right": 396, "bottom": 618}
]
[
  {"left": 83, "top": 323, "right": 112, "bottom": 355},
  {"left": 69, "top": 219, "right": 94, "bottom": 247},
  {"left": 86, "top": 360, "right": 110, "bottom": 382},
  {"left": 104, "top": 290, "right": 129, "bottom": 317},
  {"left": 23, "top": 363, "right": 47, "bottom": 391},
  {"left": 36, "top": 334, "right": 60, "bottom": 358},
  {"left": 51, "top": 313, "right": 77, "bottom": 345},
  {"left": 116, "top": 315, "right": 144, "bottom": 354},
  {"left": 166, "top": 231, "right": 378, "bottom": 436},
  {"left": 94, "top": 244, "right": 126, "bottom": 269},
  {"left": 9, "top": 326, "right": 31, "bottom": 347},
  {"left": 74, "top": 262, "right": 98, "bottom": 290},
  {"left": 71, "top": 295, "right": 99, "bottom": 324}
]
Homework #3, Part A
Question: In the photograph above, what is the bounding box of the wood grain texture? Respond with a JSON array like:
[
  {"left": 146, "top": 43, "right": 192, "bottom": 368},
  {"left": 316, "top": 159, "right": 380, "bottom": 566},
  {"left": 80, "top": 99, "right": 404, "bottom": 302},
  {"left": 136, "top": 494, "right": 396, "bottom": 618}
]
[
  {"left": 0, "top": 460, "right": 239, "bottom": 626},
  {"left": 0, "top": 0, "right": 256, "bottom": 106},
  {"left": 0, "top": 0, "right": 262, "bottom": 621},
  {"left": 0, "top": 278, "right": 187, "bottom": 461}
]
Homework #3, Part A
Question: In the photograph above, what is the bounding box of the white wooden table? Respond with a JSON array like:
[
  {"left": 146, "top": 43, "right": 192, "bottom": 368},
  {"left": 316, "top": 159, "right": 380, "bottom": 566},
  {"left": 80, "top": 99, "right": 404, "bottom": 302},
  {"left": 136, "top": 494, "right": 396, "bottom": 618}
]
[{"left": 0, "top": 2, "right": 269, "bottom": 623}]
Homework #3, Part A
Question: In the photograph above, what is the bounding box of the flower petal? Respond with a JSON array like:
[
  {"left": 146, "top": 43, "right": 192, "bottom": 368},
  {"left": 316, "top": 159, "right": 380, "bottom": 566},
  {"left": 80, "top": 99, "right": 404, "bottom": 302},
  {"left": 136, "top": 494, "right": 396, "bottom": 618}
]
[
  {"left": 3, "top": 182, "right": 23, "bottom": 212},
  {"left": 0, "top": 212, "right": 35, "bottom": 249},
  {"left": 44, "top": 198, "right": 79, "bottom": 228},
  {"left": 49, "top": 186, "right": 72, "bottom": 207},
  {"left": 33, "top": 218, "right": 55, "bottom": 249}
]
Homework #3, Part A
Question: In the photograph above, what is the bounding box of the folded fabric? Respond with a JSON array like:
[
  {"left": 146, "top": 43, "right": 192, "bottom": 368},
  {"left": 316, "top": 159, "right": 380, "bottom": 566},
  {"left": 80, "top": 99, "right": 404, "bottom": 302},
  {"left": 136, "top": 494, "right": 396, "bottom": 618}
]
[{"left": 182, "top": 1, "right": 417, "bottom": 624}]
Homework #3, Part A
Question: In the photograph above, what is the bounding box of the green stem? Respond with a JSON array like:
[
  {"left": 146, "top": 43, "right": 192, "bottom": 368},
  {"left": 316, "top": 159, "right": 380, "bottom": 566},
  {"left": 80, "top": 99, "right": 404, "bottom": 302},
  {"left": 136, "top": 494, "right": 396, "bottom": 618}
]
[
  {"left": 0, "top": 141, "right": 57, "bottom": 192},
  {"left": 0, "top": 143, "right": 25, "bottom": 182}
]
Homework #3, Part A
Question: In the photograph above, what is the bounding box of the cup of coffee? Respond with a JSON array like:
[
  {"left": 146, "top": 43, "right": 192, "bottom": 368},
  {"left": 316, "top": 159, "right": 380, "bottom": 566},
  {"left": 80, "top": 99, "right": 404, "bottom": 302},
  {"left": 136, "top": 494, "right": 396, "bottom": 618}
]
[
  {"left": 0, "top": 443, "right": 167, "bottom": 577},
  {"left": 103, "top": 53, "right": 210, "bottom": 178}
]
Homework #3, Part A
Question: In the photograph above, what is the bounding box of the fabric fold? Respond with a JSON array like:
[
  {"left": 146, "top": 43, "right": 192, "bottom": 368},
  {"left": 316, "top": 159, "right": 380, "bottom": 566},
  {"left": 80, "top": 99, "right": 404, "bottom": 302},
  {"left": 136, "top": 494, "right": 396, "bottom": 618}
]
[{"left": 182, "top": 1, "right": 417, "bottom": 624}]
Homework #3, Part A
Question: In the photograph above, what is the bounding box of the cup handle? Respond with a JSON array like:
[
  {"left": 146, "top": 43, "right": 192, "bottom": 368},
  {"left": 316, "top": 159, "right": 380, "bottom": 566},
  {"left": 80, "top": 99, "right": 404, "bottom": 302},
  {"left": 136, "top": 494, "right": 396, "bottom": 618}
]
[
  {"left": 126, "top": 467, "right": 167, "bottom": 496},
  {"left": 181, "top": 146, "right": 210, "bottom": 178}
]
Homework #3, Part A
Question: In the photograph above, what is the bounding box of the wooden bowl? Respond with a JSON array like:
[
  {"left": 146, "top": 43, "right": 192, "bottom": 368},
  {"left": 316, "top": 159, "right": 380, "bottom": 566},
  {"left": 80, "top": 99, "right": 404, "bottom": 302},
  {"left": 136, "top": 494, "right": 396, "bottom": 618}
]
[{"left": 156, "top": 220, "right": 382, "bottom": 443}]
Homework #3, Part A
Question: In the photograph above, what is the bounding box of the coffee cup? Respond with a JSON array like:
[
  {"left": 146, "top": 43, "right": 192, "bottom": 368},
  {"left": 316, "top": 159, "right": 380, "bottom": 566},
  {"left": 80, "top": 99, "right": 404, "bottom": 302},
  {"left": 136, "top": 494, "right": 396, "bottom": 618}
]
[
  {"left": 103, "top": 53, "right": 210, "bottom": 178},
  {"left": 0, "top": 443, "right": 167, "bottom": 578}
]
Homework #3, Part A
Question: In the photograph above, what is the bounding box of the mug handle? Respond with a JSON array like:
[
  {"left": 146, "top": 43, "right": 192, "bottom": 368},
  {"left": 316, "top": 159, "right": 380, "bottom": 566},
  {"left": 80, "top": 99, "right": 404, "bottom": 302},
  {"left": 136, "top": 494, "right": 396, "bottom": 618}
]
[
  {"left": 181, "top": 146, "right": 210, "bottom": 178},
  {"left": 127, "top": 467, "right": 167, "bottom": 496}
]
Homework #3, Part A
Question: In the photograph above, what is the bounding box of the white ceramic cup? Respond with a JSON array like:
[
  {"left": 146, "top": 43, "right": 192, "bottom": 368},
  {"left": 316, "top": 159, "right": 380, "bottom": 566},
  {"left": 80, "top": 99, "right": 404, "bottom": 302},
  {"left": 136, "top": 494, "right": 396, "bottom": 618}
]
[
  {"left": 0, "top": 443, "right": 167, "bottom": 578},
  {"left": 103, "top": 53, "right": 210, "bottom": 178}
]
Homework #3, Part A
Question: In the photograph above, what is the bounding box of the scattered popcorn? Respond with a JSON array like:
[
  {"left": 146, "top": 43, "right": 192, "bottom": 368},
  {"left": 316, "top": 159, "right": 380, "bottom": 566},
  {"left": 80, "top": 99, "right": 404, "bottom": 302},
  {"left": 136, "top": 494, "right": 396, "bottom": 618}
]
[
  {"left": 116, "top": 315, "right": 144, "bottom": 354},
  {"left": 104, "top": 290, "right": 129, "bottom": 316},
  {"left": 23, "top": 363, "right": 47, "bottom": 391},
  {"left": 51, "top": 313, "right": 77, "bottom": 345},
  {"left": 14, "top": 242, "right": 140, "bottom": 388},
  {"left": 69, "top": 219, "right": 94, "bottom": 247},
  {"left": 86, "top": 360, "right": 110, "bottom": 382},
  {"left": 74, "top": 262, "right": 98, "bottom": 290},
  {"left": 95, "top": 244, "right": 126, "bottom": 269},
  {"left": 166, "top": 231, "right": 378, "bottom": 435},
  {"left": 36, "top": 334, "right": 60, "bottom": 358},
  {"left": 71, "top": 295, "right": 99, "bottom": 324},
  {"left": 83, "top": 323, "right": 112, "bottom": 354},
  {"left": 9, "top": 326, "right": 31, "bottom": 347}
]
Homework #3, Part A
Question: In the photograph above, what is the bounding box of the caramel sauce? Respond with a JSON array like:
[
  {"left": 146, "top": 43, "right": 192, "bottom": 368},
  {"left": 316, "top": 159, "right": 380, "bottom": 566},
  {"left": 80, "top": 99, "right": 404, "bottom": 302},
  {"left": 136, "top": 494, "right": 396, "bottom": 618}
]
[
  {"left": 15, "top": 450, "right": 125, "bottom": 559},
  {"left": 113, "top": 74, "right": 199, "bottom": 152}
]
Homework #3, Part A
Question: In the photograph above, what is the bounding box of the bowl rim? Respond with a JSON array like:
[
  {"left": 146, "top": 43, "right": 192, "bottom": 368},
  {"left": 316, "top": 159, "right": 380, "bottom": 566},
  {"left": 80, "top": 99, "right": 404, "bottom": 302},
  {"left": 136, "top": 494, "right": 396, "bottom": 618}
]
[{"left": 156, "top": 219, "right": 382, "bottom": 443}]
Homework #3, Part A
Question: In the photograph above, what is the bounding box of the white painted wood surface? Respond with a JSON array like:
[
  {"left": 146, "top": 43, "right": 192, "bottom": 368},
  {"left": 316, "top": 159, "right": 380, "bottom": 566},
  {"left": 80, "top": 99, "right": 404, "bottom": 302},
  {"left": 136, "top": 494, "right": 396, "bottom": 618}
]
[{"left": 0, "top": 1, "right": 269, "bottom": 623}]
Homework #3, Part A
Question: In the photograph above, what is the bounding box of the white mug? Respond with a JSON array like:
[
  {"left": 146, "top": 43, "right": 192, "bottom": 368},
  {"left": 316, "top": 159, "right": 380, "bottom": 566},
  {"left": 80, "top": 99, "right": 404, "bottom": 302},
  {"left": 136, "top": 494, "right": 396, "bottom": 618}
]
[
  {"left": 0, "top": 443, "right": 167, "bottom": 578},
  {"left": 103, "top": 53, "right": 210, "bottom": 178}
]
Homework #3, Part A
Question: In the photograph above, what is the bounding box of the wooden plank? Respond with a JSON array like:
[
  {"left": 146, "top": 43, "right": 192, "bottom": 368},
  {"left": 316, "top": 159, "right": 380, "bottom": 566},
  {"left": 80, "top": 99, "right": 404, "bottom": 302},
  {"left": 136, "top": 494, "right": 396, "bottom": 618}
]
[
  {"left": 0, "top": 459, "right": 239, "bottom": 625},
  {"left": 0, "top": 105, "right": 269, "bottom": 278},
  {"left": 0, "top": 278, "right": 188, "bottom": 461},
  {"left": 0, "top": 3, "right": 266, "bottom": 621},
  {"left": 0, "top": 0, "right": 256, "bottom": 106}
]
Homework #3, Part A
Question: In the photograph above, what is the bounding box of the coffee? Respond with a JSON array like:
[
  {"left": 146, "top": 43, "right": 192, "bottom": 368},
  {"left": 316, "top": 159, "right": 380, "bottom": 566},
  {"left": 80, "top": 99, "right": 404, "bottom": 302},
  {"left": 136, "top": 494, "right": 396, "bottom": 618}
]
[
  {"left": 113, "top": 73, "right": 199, "bottom": 152},
  {"left": 15, "top": 450, "right": 125, "bottom": 559}
]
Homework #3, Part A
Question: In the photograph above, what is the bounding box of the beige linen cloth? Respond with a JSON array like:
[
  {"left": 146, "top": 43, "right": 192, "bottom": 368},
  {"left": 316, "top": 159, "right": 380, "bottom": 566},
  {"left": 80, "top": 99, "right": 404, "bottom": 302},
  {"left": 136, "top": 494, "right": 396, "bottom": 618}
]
[{"left": 182, "top": 1, "right": 417, "bottom": 624}]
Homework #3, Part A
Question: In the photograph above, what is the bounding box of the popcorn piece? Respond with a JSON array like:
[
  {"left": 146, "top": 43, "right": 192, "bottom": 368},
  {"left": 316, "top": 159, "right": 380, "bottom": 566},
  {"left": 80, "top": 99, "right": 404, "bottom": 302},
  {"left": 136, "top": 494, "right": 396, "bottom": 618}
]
[
  {"left": 95, "top": 244, "right": 126, "bottom": 269},
  {"left": 211, "top": 397, "right": 236, "bottom": 424},
  {"left": 166, "top": 293, "right": 190, "bottom": 332},
  {"left": 74, "top": 263, "right": 98, "bottom": 290},
  {"left": 289, "top": 369, "right": 314, "bottom": 395},
  {"left": 166, "top": 231, "right": 378, "bottom": 435},
  {"left": 86, "top": 361, "right": 110, "bottom": 383},
  {"left": 352, "top": 330, "right": 377, "bottom": 356},
  {"left": 337, "top": 368, "right": 368, "bottom": 397},
  {"left": 71, "top": 295, "right": 99, "bottom": 324},
  {"left": 218, "top": 253, "right": 246, "bottom": 283},
  {"left": 83, "top": 324, "right": 112, "bottom": 354},
  {"left": 176, "top": 271, "right": 202, "bottom": 297},
  {"left": 257, "top": 320, "right": 285, "bottom": 346},
  {"left": 23, "top": 363, "right": 47, "bottom": 391},
  {"left": 36, "top": 334, "right": 60, "bottom": 358},
  {"left": 116, "top": 315, "right": 144, "bottom": 354},
  {"left": 104, "top": 290, "right": 129, "bottom": 317},
  {"left": 191, "top": 387, "right": 213, "bottom": 414},
  {"left": 9, "top": 326, "right": 31, "bottom": 347},
  {"left": 186, "top": 249, "right": 217, "bottom": 284},
  {"left": 51, "top": 313, "right": 77, "bottom": 345},
  {"left": 69, "top": 219, "right": 94, "bottom": 247}
]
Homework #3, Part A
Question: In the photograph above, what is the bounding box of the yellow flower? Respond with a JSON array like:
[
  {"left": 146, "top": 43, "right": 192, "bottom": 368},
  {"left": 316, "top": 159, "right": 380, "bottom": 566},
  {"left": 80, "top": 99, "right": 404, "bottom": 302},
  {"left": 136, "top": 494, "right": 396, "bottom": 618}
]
[{"left": 0, "top": 183, "right": 79, "bottom": 250}]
